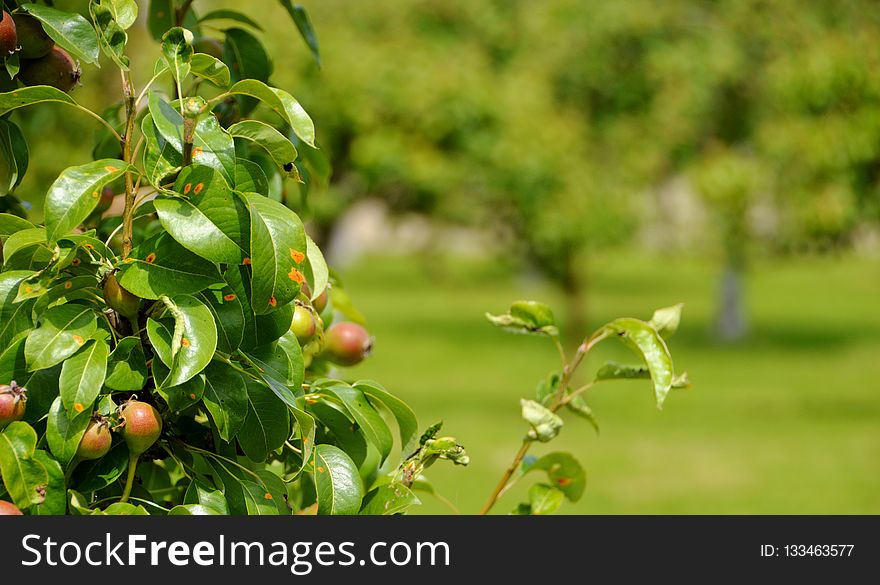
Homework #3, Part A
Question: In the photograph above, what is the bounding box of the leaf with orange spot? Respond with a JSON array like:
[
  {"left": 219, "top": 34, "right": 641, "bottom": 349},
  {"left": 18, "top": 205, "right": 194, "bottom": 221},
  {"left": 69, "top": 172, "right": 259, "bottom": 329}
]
[
  {"left": 313, "top": 444, "right": 364, "bottom": 515},
  {"left": 25, "top": 304, "right": 98, "bottom": 371},
  {"left": 59, "top": 338, "right": 109, "bottom": 416}
]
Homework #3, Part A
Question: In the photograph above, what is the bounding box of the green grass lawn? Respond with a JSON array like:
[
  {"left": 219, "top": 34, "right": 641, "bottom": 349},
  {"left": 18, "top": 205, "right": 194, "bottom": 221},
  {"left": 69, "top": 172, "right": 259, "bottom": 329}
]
[{"left": 336, "top": 250, "right": 880, "bottom": 514}]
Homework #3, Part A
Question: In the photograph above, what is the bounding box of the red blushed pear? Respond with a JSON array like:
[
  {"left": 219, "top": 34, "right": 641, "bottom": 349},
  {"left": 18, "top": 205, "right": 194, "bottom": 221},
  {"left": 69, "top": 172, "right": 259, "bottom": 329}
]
[
  {"left": 19, "top": 46, "right": 81, "bottom": 92},
  {"left": 119, "top": 401, "right": 163, "bottom": 503},
  {"left": 0, "top": 500, "right": 22, "bottom": 515},
  {"left": 0, "top": 11, "right": 16, "bottom": 56},
  {"left": 11, "top": 14, "right": 53, "bottom": 59},
  {"left": 103, "top": 272, "right": 140, "bottom": 320},
  {"left": 0, "top": 381, "right": 27, "bottom": 429},
  {"left": 322, "top": 322, "right": 374, "bottom": 367},
  {"left": 76, "top": 418, "right": 113, "bottom": 461}
]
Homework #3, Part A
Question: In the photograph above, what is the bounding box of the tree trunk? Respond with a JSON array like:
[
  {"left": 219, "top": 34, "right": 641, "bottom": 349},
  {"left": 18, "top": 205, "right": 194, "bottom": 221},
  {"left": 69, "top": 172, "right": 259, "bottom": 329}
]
[{"left": 715, "top": 262, "right": 748, "bottom": 341}]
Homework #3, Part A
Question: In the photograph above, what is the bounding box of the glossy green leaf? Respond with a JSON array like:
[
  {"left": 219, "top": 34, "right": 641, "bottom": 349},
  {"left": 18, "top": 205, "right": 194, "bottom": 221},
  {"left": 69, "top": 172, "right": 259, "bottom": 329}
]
[
  {"left": 325, "top": 384, "right": 393, "bottom": 463},
  {"left": 198, "top": 9, "right": 263, "bottom": 30},
  {"left": 595, "top": 361, "right": 650, "bottom": 382},
  {"left": 222, "top": 28, "right": 271, "bottom": 115},
  {"left": 313, "top": 444, "right": 364, "bottom": 515},
  {"left": 141, "top": 114, "right": 183, "bottom": 186},
  {"left": 202, "top": 360, "right": 248, "bottom": 442},
  {"left": 155, "top": 165, "right": 249, "bottom": 264},
  {"left": 59, "top": 338, "right": 108, "bottom": 414},
  {"left": 206, "top": 458, "right": 277, "bottom": 515},
  {"left": 233, "top": 158, "right": 270, "bottom": 196},
  {"left": 153, "top": 358, "right": 206, "bottom": 413},
  {"left": 104, "top": 0, "right": 138, "bottom": 29},
  {"left": 90, "top": 0, "right": 130, "bottom": 70},
  {"left": 246, "top": 193, "right": 307, "bottom": 314},
  {"left": 161, "top": 27, "right": 195, "bottom": 93},
  {"left": 160, "top": 294, "right": 217, "bottom": 388},
  {"left": 3, "top": 228, "right": 46, "bottom": 264},
  {"left": 528, "top": 483, "right": 565, "bottom": 515},
  {"left": 117, "top": 232, "right": 222, "bottom": 299},
  {"left": 101, "top": 502, "right": 149, "bottom": 515},
  {"left": 104, "top": 336, "right": 148, "bottom": 391},
  {"left": 20, "top": 363, "right": 61, "bottom": 425},
  {"left": 191, "top": 53, "right": 231, "bottom": 87},
  {"left": 21, "top": 3, "right": 100, "bottom": 64},
  {"left": 360, "top": 482, "right": 420, "bottom": 515},
  {"left": 240, "top": 342, "right": 299, "bottom": 409},
  {"left": 649, "top": 303, "right": 684, "bottom": 339},
  {"left": 0, "top": 333, "right": 28, "bottom": 384},
  {"left": 0, "top": 86, "right": 77, "bottom": 117},
  {"left": 354, "top": 380, "right": 419, "bottom": 455},
  {"left": 602, "top": 318, "right": 675, "bottom": 408},
  {"left": 193, "top": 110, "right": 236, "bottom": 183},
  {"left": 224, "top": 79, "right": 315, "bottom": 147},
  {"left": 0, "top": 271, "right": 35, "bottom": 349},
  {"left": 71, "top": 439, "right": 128, "bottom": 492},
  {"left": 523, "top": 452, "right": 586, "bottom": 502},
  {"left": 147, "top": 0, "right": 173, "bottom": 40},
  {"left": 0, "top": 213, "right": 35, "bottom": 237},
  {"left": 0, "top": 421, "right": 48, "bottom": 508},
  {"left": 0, "top": 119, "right": 28, "bottom": 196},
  {"left": 148, "top": 92, "right": 185, "bottom": 151},
  {"left": 289, "top": 405, "right": 315, "bottom": 478},
  {"left": 238, "top": 378, "right": 289, "bottom": 462},
  {"left": 183, "top": 478, "right": 229, "bottom": 514},
  {"left": 279, "top": 1, "right": 321, "bottom": 67},
  {"left": 25, "top": 303, "right": 98, "bottom": 371},
  {"left": 254, "top": 302, "right": 295, "bottom": 347},
  {"left": 30, "top": 450, "right": 66, "bottom": 515},
  {"left": 304, "top": 235, "right": 329, "bottom": 300},
  {"left": 510, "top": 300, "right": 556, "bottom": 329},
  {"left": 198, "top": 287, "right": 245, "bottom": 353},
  {"left": 521, "top": 399, "right": 563, "bottom": 442},
  {"left": 44, "top": 159, "right": 131, "bottom": 244},
  {"left": 227, "top": 120, "right": 298, "bottom": 175},
  {"left": 46, "top": 396, "right": 91, "bottom": 466}
]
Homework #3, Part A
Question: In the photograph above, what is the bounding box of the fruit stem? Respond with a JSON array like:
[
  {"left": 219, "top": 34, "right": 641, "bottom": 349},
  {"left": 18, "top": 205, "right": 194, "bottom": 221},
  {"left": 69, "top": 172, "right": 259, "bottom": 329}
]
[
  {"left": 120, "top": 69, "right": 138, "bottom": 259},
  {"left": 119, "top": 453, "right": 139, "bottom": 503}
]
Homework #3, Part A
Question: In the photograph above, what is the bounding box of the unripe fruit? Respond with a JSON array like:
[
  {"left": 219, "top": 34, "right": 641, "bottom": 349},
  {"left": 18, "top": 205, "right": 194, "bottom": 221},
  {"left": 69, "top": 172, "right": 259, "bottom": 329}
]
[
  {"left": 0, "top": 11, "right": 16, "bottom": 56},
  {"left": 103, "top": 273, "right": 139, "bottom": 319},
  {"left": 120, "top": 401, "right": 162, "bottom": 456},
  {"left": 0, "top": 500, "right": 23, "bottom": 515},
  {"left": 0, "top": 381, "right": 27, "bottom": 429},
  {"left": 11, "top": 14, "right": 53, "bottom": 59},
  {"left": 193, "top": 36, "right": 223, "bottom": 60},
  {"left": 76, "top": 419, "right": 112, "bottom": 461},
  {"left": 313, "top": 288, "right": 329, "bottom": 314},
  {"left": 19, "top": 46, "right": 81, "bottom": 92},
  {"left": 322, "top": 322, "right": 373, "bottom": 366},
  {"left": 291, "top": 303, "right": 317, "bottom": 344}
]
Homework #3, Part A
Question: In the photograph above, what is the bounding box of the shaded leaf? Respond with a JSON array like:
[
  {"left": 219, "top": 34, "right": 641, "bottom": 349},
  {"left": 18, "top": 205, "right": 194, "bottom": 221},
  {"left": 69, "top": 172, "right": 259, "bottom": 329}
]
[
  {"left": 227, "top": 120, "right": 298, "bottom": 175},
  {"left": 313, "top": 444, "right": 364, "bottom": 515},
  {"left": 104, "top": 336, "right": 148, "bottom": 391},
  {"left": 523, "top": 452, "right": 586, "bottom": 502},
  {"left": 279, "top": 1, "right": 320, "bottom": 66},
  {"left": 202, "top": 360, "right": 248, "bottom": 442},
  {"left": 46, "top": 396, "right": 91, "bottom": 466},
  {"left": 0, "top": 421, "right": 48, "bottom": 508}
]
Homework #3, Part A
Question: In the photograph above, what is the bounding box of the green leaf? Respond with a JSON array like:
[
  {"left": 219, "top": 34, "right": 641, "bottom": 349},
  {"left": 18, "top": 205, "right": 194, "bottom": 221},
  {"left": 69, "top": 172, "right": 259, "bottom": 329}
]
[
  {"left": 535, "top": 370, "right": 561, "bottom": 406},
  {"left": 360, "top": 482, "right": 420, "bottom": 515},
  {"left": 228, "top": 120, "right": 298, "bottom": 176},
  {"left": 183, "top": 478, "right": 229, "bottom": 514},
  {"left": 238, "top": 378, "right": 289, "bottom": 462},
  {"left": 304, "top": 235, "right": 329, "bottom": 301},
  {"left": 21, "top": 3, "right": 101, "bottom": 65},
  {"left": 161, "top": 27, "right": 195, "bottom": 93},
  {"left": 160, "top": 294, "right": 218, "bottom": 388},
  {"left": 486, "top": 300, "right": 558, "bottom": 336},
  {"left": 198, "top": 9, "right": 263, "bottom": 31},
  {"left": 233, "top": 158, "right": 269, "bottom": 196},
  {"left": 100, "top": 502, "right": 149, "bottom": 515},
  {"left": 595, "top": 361, "right": 650, "bottom": 382},
  {"left": 0, "top": 85, "right": 76, "bottom": 117},
  {"left": 313, "top": 444, "right": 364, "bottom": 515},
  {"left": 354, "top": 380, "right": 419, "bottom": 455},
  {"left": 147, "top": 92, "right": 185, "bottom": 151},
  {"left": 141, "top": 114, "right": 183, "bottom": 186},
  {"left": 224, "top": 79, "right": 316, "bottom": 147},
  {"left": 59, "top": 338, "right": 108, "bottom": 414},
  {"left": 0, "top": 333, "right": 28, "bottom": 385},
  {"left": 240, "top": 340, "right": 300, "bottom": 408},
  {"left": 289, "top": 405, "right": 315, "bottom": 478},
  {"left": 191, "top": 53, "right": 231, "bottom": 87},
  {"left": 193, "top": 110, "right": 236, "bottom": 183},
  {"left": 44, "top": 159, "right": 131, "bottom": 244},
  {"left": 278, "top": 1, "right": 320, "bottom": 67},
  {"left": 116, "top": 232, "right": 222, "bottom": 299},
  {"left": 325, "top": 383, "right": 393, "bottom": 463},
  {"left": 90, "top": 0, "right": 130, "bottom": 70},
  {"left": 246, "top": 193, "right": 307, "bottom": 314},
  {"left": 649, "top": 303, "right": 684, "bottom": 339},
  {"left": 0, "top": 421, "right": 49, "bottom": 508},
  {"left": 198, "top": 287, "right": 245, "bottom": 353},
  {"left": 222, "top": 28, "right": 272, "bottom": 115},
  {"left": 602, "top": 318, "right": 675, "bottom": 408},
  {"left": 521, "top": 399, "right": 563, "bottom": 442},
  {"left": 155, "top": 165, "right": 249, "bottom": 264},
  {"left": 46, "top": 396, "right": 91, "bottom": 466},
  {"left": 0, "top": 119, "right": 29, "bottom": 196},
  {"left": 70, "top": 438, "right": 128, "bottom": 492},
  {"left": 2, "top": 228, "right": 46, "bottom": 264},
  {"left": 202, "top": 360, "right": 248, "bottom": 442},
  {"left": 153, "top": 359, "right": 205, "bottom": 413},
  {"left": 528, "top": 483, "right": 565, "bottom": 515},
  {"left": 25, "top": 304, "right": 98, "bottom": 371},
  {"left": 104, "top": 336, "right": 148, "bottom": 391},
  {"left": 104, "top": 0, "right": 138, "bottom": 29},
  {"left": 0, "top": 271, "right": 35, "bottom": 349},
  {"left": 0, "top": 213, "right": 35, "bottom": 237},
  {"left": 523, "top": 452, "right": 586, "bottom": 502},
  {"left": 30, "top": 450, "right": 66, "bottom": 515},
  {"left": 147, "top": 0, "right": 173, "bottom": 40},
  {"left": 205, "top": 458, "right": 277, "bottom": 515}
]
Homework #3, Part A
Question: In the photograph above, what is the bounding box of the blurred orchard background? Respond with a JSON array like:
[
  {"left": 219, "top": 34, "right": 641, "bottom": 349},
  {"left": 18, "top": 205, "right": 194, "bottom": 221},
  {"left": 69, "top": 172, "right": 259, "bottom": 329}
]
[{"left": 5, "top": 0, "right": 880, "bottom": 513}]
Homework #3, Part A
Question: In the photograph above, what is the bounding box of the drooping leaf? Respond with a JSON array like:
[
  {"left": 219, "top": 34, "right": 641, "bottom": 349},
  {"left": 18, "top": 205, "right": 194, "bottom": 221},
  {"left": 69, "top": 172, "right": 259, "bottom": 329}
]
[
  {"left": 240, "top": 340, "right": 299, "bottom": 408},
  {"left": 224, "top": 79, "right": 315, "bottom": 147},
  {"left": 59, "top": 338, "right": 109, "bottom": 414},
  {"left": 104, "top": 336, "right": 148, "bottom": 391},
  {"left": 289, "top": 405, "right": 315, "bottom": 478},
  {"left": 206, "top": 458, "right": 277, "bottom": 515},
  {"left": 359, "top": 482, "right": 420, "bottom": 515},
  {"left": 25, "top": 303, "right": 98, "bottom": 371},
  {"left": 190, "top": 53, "right": 231, "bottom": 87},
  {"left": 0, "top": 271, "right": 35, "bottom": 349},
  {"left": 227, "top": 120, "right": 298, "bottom": 176},
  {"left": 43, "top": 159, "right": 131, "bottom": 244},
  {"left": 304, "top": 235, "right": 329, "bottom": 301},
  {"left": 324, "top": 383, "right": 393, "bottom": 463},
  {"left": 154, "top": 165, "right": 249, "bottom": 264},
  {"left": 46, "top": 396, "right": 91, "bottom": 466},
  {"left": 202, "top": 360, "right": 248, "bottom": 442},
  {"left": 565, "top": 394, "right": 599, "bottom": 434},
  {"left": 595, "top": 361, "right": 650, "bottom": 382},
  {"left": 237, "top": 378, "right": 290, "bottom": 462},
  {"left": 0, "top": 86, "right": 76, "bottom": 117},
  {"left": 354, "top": 380, "right": 418, "bottom": 455},
  {"left": 0, "top": 421, "right": 48, "bottom": 508},
  {"left": 521, "top": 399, "right": 563, "bottom": 442},
  {"left": 183, "top": 478, "right": 229, "bottom": 514},
  {"left": 601, "top": 317, "right": 675, "bottom": 408},
  {"left": 278, "top": 1, "right": 321, "bottom": 67},
  {"left": 90, "top": 0, "right": 130, "bottom": 70},
  {"left": 161, "top": 27, "right": 195, "bottom": 94},
  {"left": 117, "top": 232, "right": 222, "bottom": 299},
  {"left": 313, "top": 444, "right": 364, "bottom": 516},
  {"left": 0, "top": 119, "right": 28, "bottom": 196},
  {"left": 141, "top": 114, "right": 183, "bottom": 186},
  {"left": 20, "top": 3, "right": 101, "bottom": 64},
  {"left": 523, "top": 452, "right": 586, "bottom": 503},
  {"left": 246, "top": 193, "right": 307, "bottom": 314},
  {"left": 198, "top": 9, "right": 263, "bottom": 31}
]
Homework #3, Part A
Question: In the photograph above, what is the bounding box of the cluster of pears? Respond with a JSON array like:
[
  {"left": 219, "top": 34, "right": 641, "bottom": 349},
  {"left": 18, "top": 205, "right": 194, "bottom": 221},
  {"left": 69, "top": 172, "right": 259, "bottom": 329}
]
[
  {"left": 1, "top": 11, "right": 81, "bottom": 92},
  {"left": 292, "top": 283, "right": 374, "bottom": 369}
]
